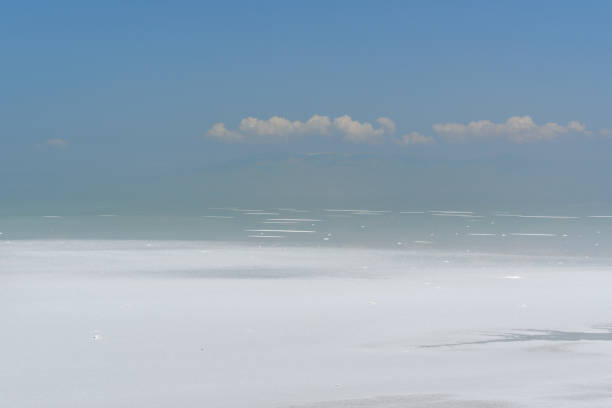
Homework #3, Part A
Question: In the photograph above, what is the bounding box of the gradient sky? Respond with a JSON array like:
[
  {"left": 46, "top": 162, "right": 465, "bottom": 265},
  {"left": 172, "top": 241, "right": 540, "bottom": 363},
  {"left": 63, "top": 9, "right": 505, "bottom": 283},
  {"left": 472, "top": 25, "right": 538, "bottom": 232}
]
[{"left": 2, "top": 1, "right": 612, "bottom": 214}]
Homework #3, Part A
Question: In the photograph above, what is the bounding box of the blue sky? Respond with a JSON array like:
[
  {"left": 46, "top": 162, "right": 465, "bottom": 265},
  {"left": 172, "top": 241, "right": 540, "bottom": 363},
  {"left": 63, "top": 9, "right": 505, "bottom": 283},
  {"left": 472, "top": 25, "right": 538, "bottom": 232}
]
[{"left": 2, "top": 1, "right": 612, "bottom": 213}]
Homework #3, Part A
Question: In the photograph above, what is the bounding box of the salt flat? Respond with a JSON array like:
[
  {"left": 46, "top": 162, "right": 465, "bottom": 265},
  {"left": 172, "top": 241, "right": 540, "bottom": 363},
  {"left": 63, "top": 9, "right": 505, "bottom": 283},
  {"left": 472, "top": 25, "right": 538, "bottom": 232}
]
[{"left": 2, "top": 239, "right": 612, "bottom": 407}]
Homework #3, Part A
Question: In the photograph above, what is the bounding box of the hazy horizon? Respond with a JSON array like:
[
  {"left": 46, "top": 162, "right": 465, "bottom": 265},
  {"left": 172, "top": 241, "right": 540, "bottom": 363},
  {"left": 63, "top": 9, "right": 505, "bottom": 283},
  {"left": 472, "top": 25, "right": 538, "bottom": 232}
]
[{"left": 3, "top": 2, "right": 612, "bottom": 215}]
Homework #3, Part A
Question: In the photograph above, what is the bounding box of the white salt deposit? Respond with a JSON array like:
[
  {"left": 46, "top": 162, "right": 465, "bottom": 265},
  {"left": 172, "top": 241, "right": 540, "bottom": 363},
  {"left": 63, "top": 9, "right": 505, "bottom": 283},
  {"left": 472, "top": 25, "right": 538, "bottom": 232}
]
[{"left": 2, "top": 235, "right": 612, "bottom": 408}]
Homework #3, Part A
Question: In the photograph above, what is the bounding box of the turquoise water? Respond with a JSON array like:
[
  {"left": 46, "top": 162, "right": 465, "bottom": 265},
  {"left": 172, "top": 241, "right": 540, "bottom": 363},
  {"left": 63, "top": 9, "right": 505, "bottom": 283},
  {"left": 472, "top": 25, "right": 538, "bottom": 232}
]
[{"left": 1, "top": 209, "right": 611, "bottom": 258}]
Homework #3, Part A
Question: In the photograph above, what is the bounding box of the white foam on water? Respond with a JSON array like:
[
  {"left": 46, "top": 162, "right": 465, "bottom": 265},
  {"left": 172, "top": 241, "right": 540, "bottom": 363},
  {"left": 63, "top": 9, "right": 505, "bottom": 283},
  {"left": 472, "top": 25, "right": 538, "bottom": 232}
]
[
  {"left": 202, "top": 215, "right": 235, "bottom": 219},
  {"left": 247, "top": 235, "right": 286, "bottom": 239},
  {"left": 266, "top": 218, "right": 321, "bottom": 222},
  {"left": 245, "top": 229, "right": 316, "bottom": 233},
  {"left": 509, "top": 233, "right": 558, "bottom": 237},
  {"left": 399, "top": 211, "right": 426, "bottom": 214},
  {"left": 588, "top": 215, "right": 612, "bottom": 218},
  {"left": 277, "top": 208, "right": 311, "bottom": 213},
  {"left": 429, "top": 210, "right": 473, "bottom": 214},
  {"left": 324, "top": 209, "right": 389, "bottom": 213},
  {"left": 496, "top": 214, "right": 578, "bottom": 219},
  {"left": 516, "top": 215, "right": 579, "bottom": 219},
  {"left": 468, "top": 233, "right": 497, "bottom": 236},
  {"left": 431, "top": 213, "right": 483, "bottom": 218}
]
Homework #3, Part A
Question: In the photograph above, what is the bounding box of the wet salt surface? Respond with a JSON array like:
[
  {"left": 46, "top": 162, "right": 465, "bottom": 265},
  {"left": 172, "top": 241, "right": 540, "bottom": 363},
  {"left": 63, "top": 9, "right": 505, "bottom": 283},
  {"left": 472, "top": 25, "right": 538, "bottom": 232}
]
[
  {"left": 2, "top": 211, "right": 612, "bottom": 407},
  {"left": 288, "top": 394, "right": 516, "bottom": 407},
  {"left": 421, "top": 329, "right": 612, "bottom": 348}
]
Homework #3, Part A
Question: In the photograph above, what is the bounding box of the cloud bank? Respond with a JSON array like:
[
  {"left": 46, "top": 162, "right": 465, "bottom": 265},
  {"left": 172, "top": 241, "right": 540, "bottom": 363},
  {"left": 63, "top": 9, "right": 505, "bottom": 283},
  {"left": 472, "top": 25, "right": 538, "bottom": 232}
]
[
  {"left": 207, "top": 114, "right": 600, "bottom": 145},
  {"left": 433, "top": 115, "right": 589, "bottom": 143},
  {"left": 207, "top": 114, "right": 395, "bottom": 143}
]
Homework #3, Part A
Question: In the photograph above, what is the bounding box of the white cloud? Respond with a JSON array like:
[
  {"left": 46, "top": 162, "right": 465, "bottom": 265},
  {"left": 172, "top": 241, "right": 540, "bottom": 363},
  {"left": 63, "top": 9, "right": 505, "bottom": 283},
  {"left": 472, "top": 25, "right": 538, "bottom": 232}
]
[
  {"left": 567, "top": 121, "right": 587, "bottom": 132},
  {"left": 303, "top": 114, "right": 333, "bottom": 135},
  {"left": 45, "top": 138, "right": 68, "bottom": 148},
  {"left": 397, "top": 132, "right": 435, "bottom": 145},
  {"left": 207, "top": 123, "right": 244, "bottom": 142},
  {"left": 599, "top": 128, "right": 612, "bottom": 137},
  {"left": 376, "top": 117, "right": 396, "bottom": 134},
  {"left": 333, "top": 115, "right": 388, "bottom": 143},
  {"left": 433, "top": 116, "right": 588, "bottom": 143},
  {"left": 238, "top": 114, "right": 332, "bottom": 138},
  {"left": 207, "top": 114, "right": 393, "bottom": 143}
]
